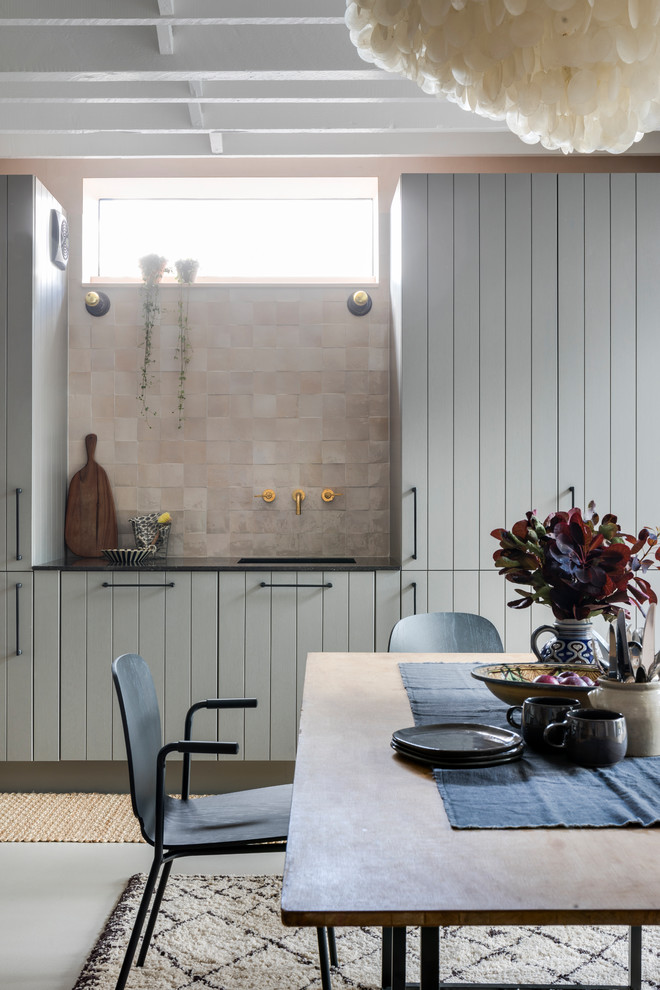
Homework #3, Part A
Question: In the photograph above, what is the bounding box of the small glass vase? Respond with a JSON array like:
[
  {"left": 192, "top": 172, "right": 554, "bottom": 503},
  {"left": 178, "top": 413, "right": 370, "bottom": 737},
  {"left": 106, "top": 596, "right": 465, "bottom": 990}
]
[{"left": 531, "top": 618, "right": 606, "bottom": 667}]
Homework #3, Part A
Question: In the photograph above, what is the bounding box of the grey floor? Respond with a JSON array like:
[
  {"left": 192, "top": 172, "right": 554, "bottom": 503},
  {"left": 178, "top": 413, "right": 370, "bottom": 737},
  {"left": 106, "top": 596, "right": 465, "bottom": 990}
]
[{"left": 0, "top": 842, "right": 285, "bottom": 990}]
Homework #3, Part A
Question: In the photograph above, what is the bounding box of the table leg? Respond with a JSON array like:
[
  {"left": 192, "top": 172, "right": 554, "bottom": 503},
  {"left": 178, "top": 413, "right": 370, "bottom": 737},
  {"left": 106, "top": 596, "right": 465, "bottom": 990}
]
[
  {"left": 391, "top": 926, "right": 407, "bottom": 990},
  {"left": 421, "top": 927, "right": 439, "bottom": 990},
  {"left": 382, "top": 928, "right": 392, "bottom": 989},
  {"left": 629, "top": 926, "right": 642, "bottom": 990}
]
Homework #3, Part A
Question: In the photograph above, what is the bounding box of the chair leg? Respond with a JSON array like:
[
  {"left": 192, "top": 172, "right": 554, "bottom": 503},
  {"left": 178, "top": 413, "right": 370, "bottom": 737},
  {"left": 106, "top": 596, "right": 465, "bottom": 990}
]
[
  {"left": 327, "top": 926, "right": 338, "bottom": 967},
  {"left": 316, "top": 927, "right": 333, "bottom": 990},
  {"left": 137, "top": 859, "right": 173, "bottom": 966},
  {"left": 115, "top": 858, "right": 163, "bottom": 990}
]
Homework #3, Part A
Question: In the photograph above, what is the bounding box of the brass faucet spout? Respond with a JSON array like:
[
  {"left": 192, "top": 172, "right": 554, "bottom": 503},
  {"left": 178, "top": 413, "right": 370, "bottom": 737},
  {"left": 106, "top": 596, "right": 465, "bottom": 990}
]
[{"left": 292, "top": 489, "right": 305, "bottom": 515}]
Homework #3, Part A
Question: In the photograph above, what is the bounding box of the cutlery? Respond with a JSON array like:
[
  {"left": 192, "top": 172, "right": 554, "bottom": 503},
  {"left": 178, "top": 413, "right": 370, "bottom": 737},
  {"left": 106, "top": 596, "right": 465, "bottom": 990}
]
[
  {"left": 608, "top": 623, "right": 619, "bottom": 680},
  {"left": 616, "top": 610, "right": 633, "bottom": 681},
  {"left": 639, "top": 603, "right": 656, "bottom": 682}
]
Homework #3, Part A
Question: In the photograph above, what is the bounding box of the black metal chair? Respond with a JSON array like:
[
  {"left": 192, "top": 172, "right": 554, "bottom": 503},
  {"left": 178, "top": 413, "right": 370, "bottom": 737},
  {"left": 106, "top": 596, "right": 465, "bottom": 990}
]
[
  {"left": 111, "top": 652, "right": 336, "bottom": 990},
  {"left": 388, "top": 610, "right": 504, "bottom": 653},
  {"left": 383, "top": 610, "right": 503, "bottom": 987}
]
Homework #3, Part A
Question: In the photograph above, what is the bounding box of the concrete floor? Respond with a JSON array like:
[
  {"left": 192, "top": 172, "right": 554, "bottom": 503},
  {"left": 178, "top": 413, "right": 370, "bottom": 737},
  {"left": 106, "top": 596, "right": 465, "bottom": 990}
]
[{"left": 0, "top": 842, "right": 285, "bottom": 990}]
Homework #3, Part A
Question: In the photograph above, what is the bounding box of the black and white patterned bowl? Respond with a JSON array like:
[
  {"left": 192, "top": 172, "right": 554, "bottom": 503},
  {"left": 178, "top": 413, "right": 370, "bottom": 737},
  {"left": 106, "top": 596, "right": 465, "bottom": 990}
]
[{"left": 101, "top": 547, "right": 156, "bottom": 566}]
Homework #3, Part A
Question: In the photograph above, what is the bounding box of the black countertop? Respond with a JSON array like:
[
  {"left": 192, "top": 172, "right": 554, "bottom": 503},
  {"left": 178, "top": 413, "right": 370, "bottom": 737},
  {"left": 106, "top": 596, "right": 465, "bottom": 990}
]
[{"left": 34, "top": 555, "right": 400, "bottom": 572}]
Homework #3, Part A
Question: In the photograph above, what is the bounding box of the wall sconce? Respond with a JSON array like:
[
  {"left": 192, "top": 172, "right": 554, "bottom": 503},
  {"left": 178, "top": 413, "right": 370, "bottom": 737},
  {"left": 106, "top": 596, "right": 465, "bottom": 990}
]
[
  {"left": 347, "top": 290, "right": 372, "bottom": 316},
  {"left": 85, "top": 290, "right": 111, "bottom": 317}
]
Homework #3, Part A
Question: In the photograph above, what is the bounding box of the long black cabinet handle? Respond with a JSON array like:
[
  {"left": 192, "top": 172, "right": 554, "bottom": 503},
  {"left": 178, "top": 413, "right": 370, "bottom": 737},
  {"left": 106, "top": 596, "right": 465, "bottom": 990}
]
[
  {"left": 15, "top": 582, "right": 22, "bottom": 655},
  {"left": 102, "top": 582, "right": 175, "bottom": 588},
  {"left": 15, "top": 488, "right": 22, "bottom": 561},
  {"left": 410, "top": 486, "right": 417, "bottom": 561},
  {"left": 568, "top": 485, "right": 575, "bottom": 508},
  {"left": 259, "top": 582, "right": 333, "bottom": 589},
  {"left": 411, "top": 581, "right": 417, "bottom": 616}
]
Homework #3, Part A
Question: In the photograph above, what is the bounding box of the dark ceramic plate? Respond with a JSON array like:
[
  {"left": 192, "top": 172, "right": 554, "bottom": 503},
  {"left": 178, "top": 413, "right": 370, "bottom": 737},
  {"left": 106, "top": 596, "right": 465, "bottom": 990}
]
[
  {"left": 391, "top": 722, "right": 521, "bottom": 756},
  {"left": 390, "top": 739, "right": 524, "bottom": 769}
]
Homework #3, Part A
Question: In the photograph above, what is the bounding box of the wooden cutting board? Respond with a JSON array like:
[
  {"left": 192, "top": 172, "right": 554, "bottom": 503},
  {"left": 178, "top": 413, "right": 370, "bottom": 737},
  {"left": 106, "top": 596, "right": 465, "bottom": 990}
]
[{"left": 64, "top": 434, "right": 118, "bottom": 557}]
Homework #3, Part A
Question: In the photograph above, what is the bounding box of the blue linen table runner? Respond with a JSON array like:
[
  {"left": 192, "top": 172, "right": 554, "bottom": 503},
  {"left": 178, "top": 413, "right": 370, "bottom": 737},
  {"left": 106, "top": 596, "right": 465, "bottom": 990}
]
[{"left": 399, "top": 662, "right": 660, "bottom": 829}]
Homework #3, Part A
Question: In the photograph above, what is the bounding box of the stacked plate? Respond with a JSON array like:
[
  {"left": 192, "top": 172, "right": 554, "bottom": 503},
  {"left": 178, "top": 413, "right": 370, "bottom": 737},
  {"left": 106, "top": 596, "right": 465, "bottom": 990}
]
[{"left": 390, "top": 723, "right": 524, "bottom": 768}]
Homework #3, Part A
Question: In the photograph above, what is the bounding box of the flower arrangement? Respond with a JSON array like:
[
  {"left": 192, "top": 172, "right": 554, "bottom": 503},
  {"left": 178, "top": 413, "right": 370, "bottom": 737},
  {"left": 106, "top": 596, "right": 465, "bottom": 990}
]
[{"left": 491, "top": 502, "right": 659, "bottom": 622}]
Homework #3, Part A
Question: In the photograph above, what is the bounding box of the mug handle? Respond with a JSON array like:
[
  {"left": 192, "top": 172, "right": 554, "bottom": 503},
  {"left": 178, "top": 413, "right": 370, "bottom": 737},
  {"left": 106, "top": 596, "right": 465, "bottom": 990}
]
[
  {"left": 543, "top": 721, "right": 568, "bottom": 749},
  {"left": 531, "top": 624, "right": 559, "bottom": 661},
  {"left": 506, "top": 705, "right": 523, "bottom": 728}
]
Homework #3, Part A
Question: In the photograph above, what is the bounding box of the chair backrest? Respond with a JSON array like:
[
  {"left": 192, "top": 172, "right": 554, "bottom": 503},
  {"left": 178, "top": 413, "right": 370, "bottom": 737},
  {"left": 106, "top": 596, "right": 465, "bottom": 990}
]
[
  {"left": 112, "top": 652, "right": 162, "bottom": 843},
  {"left": 388, "top": 611, "right": 503, "bottom": 653}
]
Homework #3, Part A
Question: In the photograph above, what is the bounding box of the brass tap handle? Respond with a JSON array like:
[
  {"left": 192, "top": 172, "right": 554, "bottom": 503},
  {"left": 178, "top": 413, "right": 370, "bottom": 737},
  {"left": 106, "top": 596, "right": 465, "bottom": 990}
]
[
  {"left": 321, "top": 488, "right": 343, "bottom": 503},
  {"left": 292, "top": 489, "right": 306, "bottom": 515},
  {"left": 254, "top": 489, "right": 276, "bottom": 503}
]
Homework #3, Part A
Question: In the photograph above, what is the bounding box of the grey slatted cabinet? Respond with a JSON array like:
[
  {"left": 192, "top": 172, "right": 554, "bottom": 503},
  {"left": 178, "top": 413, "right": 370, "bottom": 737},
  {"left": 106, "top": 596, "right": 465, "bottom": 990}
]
[
  {"left": 391, "top": 172, "right": 660, "bottom": 651},
  {"left": 0, "top": 175, "right": 68, "bottom": 761},
  {"left": 59, "top": 568, "right": 395, "bottom": 763}
]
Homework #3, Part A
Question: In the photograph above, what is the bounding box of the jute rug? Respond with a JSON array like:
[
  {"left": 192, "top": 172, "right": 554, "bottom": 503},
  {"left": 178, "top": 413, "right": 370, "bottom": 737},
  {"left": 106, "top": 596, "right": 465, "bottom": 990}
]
[
  {"left": 0, "top": 792, "right": 143, "bottom": 842},
  {"left": 74, "top": 873, "right": 660, "bottom": 990}
]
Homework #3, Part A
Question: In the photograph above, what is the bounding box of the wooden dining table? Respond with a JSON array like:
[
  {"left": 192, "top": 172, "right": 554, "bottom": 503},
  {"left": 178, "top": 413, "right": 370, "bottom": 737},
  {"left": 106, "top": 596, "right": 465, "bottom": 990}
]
[{"left": 280, "top": 652, "right": 660, "bottom": 990}]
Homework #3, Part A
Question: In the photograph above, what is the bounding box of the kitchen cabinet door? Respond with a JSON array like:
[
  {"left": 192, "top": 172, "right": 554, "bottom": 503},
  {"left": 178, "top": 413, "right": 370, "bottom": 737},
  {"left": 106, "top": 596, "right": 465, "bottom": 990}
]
[
  {"left": 59, "top": 570, "right": 175, "bottom": 760},
  {"left": 4, "top": 176, "right": 68, "bottom": 571},
  {"left": 0, "top": 573, "right": 33, "bottom": 760},
  {"left": 391, "top": 174, "right": 429, "bottom": 571}
]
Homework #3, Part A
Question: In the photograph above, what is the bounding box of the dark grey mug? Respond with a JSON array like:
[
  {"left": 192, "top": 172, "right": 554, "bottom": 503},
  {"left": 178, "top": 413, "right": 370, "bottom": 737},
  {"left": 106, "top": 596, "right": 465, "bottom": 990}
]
[
  {"left": 506, "top": 696, "right": 581, "bottom": 751},
  {"left": 543, "top": 709, "right": 627, "bottom": 767}
]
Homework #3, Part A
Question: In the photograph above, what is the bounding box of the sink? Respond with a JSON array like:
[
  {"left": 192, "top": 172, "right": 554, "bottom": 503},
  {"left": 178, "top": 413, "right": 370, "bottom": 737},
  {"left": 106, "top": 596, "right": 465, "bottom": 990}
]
[{"left": 237, "top": 556, "right": 356, "bottom": 565}]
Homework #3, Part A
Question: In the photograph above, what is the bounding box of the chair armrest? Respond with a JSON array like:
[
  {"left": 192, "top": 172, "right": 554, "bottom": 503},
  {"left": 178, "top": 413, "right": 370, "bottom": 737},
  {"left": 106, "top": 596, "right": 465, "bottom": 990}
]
[
  {"left": 182, "top": 698, "right": 257, "bottom": 801},
  {"left": 155, "top": 739, "right": 239, "bottom": 853},
  {"left": 184, "top": 697, "right": 258, "bottom": 740}
]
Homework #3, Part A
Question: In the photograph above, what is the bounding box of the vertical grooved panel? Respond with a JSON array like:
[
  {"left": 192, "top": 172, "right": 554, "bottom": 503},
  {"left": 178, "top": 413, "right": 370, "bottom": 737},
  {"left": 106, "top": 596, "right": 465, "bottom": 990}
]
[
  {"left": 6, "top": 573, "right": 32, "bottom": 760},
  {"left": 375, "top": 569, "right": 401, "bottom": 651},
  {"left": 163, "top": 572, "right": 192, "bottom": 750},
  {"left": 610, "top": 174, "right": 637, "bottom": 525},
  {"left": 558, "top": 174, "right": 586, "bottom": 508},
  {"left": 348, "top": 571, "right": 375, "bottom": 651},
  {"left": 322, "top": 571, "right": 348, "bottom": 651},
  {"left": 478, "top": 174, "right": 506, "bottom": 570},
  {"left": 218, "top": 571, "right": 246, "bottom": 760},
  {"left": 427, "top": 174, "right": 454, "bottom": 570},
  {"left": 244, "top": 572, "right": 271, "bottom": 759},
  {"left": 270, "top": 577, "right": 297, "bottom": 761},
  {"left": 190, "top": 572, "right": 219, "bottom": 761},
  {"left": 452, "top": 174, "right": 481, "bottom": 570},
  {"left": 584, "top": 174, "right": 612, "bottom": 510},
  {"left": 60, "top": 572, "right": 88, "bottom": 760},
  {"left": 296, "top": 573, "right": 323, "bottom": 728},
  {"left": 530, "top": 174, "right": 558, "bottom": 522},
  {"left": 400, "top": 174, "right": 429, "bottom": 569}
]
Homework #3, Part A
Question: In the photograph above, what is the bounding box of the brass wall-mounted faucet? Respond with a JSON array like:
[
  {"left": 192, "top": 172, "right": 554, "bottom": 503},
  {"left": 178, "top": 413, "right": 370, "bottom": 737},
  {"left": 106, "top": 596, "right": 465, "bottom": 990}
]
[
  {"left": 321, "top": 488, "right": 343, "bottom": 503},
  {"left": 292, "top": 489, "right": 305, "bottom": 515},
  {"left": 254, "top": 489, "right": 276, "bottom": 503}
]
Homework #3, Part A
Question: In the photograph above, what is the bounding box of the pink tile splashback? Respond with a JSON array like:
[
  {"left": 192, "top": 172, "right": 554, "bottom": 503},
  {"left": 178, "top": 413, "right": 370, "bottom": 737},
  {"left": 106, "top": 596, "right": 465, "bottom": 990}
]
[{"left": 68, "top": 285, "right": 390, "bottom": 558}]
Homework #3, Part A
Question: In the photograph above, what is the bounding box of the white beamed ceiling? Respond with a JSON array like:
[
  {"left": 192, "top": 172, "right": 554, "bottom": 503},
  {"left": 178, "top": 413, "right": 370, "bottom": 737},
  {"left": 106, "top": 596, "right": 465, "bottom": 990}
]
[{"left": 1, "top": 0, "right": 660, "bottom": 159}]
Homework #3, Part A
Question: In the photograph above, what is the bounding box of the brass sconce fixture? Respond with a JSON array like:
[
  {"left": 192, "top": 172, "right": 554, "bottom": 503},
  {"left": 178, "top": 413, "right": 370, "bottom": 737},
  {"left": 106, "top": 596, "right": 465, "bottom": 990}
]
[
  {"left": 85, "top": 290, "right": 111, "bottom": 317},
  {"left": 347, "top": 290, "right": 372, "bottom": 316}
]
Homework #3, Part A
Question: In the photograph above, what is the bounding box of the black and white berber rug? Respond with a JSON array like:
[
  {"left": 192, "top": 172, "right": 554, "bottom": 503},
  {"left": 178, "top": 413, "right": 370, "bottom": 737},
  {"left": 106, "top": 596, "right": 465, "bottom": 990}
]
[{"left": 74, "top": 873, "right": 660, "bottom": 990}]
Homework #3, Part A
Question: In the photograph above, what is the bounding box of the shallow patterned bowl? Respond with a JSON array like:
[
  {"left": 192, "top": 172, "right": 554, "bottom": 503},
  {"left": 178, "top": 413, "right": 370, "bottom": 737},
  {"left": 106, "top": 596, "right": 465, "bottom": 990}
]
[
  {"left": 471, "top": 662, "right": 600, "bottom": 706},
  {"left": 101, "top": 547, "right": 155, "bottom": 566}
]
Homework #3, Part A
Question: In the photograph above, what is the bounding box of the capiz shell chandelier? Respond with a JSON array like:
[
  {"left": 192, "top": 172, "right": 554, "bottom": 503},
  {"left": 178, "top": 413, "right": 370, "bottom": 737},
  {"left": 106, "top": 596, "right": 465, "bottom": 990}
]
[{"left": 345, "top": 0, "right": 660, "bottom": 154}]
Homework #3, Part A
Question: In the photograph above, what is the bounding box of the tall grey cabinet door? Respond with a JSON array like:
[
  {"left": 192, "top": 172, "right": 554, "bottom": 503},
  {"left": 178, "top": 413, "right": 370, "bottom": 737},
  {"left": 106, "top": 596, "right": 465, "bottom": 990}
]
[
  {"left": 392, "top": 174, "right": 429, "bottom": 571},
  {"left": 5, "top": 176, "right": 68, "bottom": 570}
]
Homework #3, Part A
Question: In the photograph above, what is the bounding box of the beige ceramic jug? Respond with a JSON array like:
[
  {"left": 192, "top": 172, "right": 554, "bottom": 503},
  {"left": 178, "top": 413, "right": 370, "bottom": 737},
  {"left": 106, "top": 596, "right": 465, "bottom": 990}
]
[{"left": 588, "top": 678, "right": 660, "bottom": 757}]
